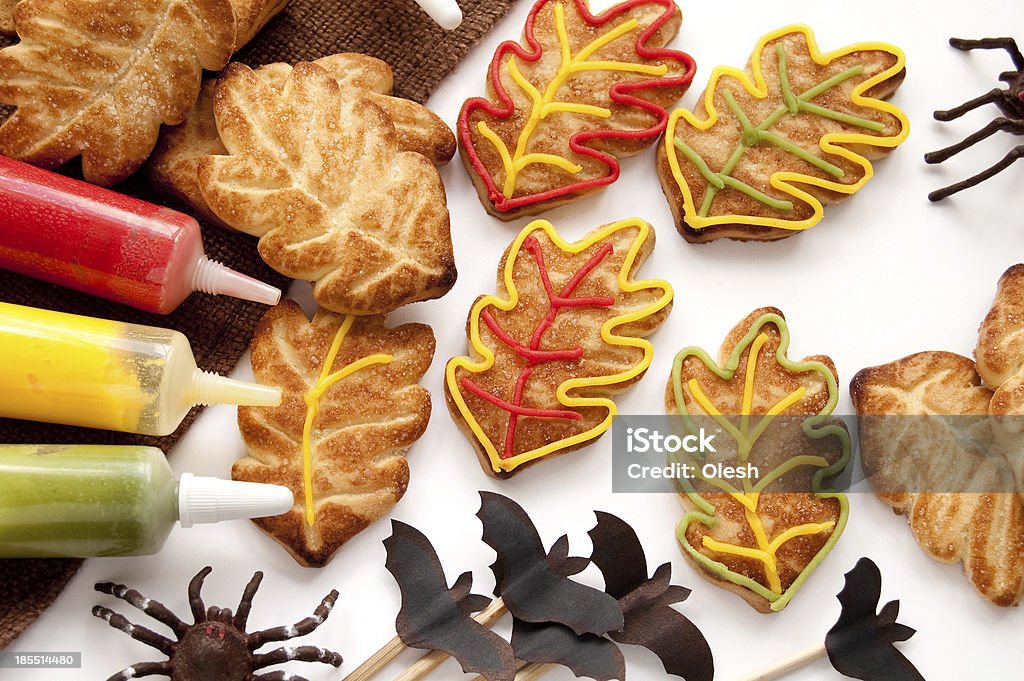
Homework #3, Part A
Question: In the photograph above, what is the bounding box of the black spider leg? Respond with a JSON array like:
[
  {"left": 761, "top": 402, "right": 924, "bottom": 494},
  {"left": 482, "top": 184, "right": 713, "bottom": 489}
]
[
  {"left": 251, "top": 645, "right": 343, "bottom": 670},
  {"left": 949, "top": 37, "right": 1024, "bottom": 71},
  {"left": 252, "top": 672, "right": 309, "bottom": 681},
  {"left": 189, "top": 566, "right": 213, "bottom": 624},
  {"left": 248, "top": 589, "right": 339, "bottom": 650},
  {"left": 92, "top": 605, "right": 176, "bottom": 656},
  {"left": 934, "top": 88, "right": 1008, "bottom": 121},
  {"left": 94, "top": 581, "right": 189, "bottom": 638},
  {"left": 102, "top": 661, "right": 171, "bottom": 681},
  {"left": 929, "top": 143, "right": 1024, "bottom": 201},
  {"left": 926, "top": 117, "right": 1024, "bottom": 163},
  {"left": 233, "top": 571, "right": 264, "bottom": 632}
]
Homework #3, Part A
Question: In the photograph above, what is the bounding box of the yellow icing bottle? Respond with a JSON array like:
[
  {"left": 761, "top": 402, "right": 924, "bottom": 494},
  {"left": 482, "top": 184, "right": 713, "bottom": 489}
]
[{"left": 0, "top": 302, "right": 281, "bottom": 435}]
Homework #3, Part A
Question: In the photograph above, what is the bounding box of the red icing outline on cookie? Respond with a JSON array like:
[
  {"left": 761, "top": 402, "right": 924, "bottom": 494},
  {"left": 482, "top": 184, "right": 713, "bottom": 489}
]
[{"left": 458, "top": 0, "right": 696, "bottom": 214}]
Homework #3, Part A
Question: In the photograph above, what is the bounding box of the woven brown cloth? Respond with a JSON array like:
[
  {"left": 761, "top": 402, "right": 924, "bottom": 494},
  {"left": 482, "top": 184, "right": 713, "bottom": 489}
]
[{"left": 0, "top": 0, "right": 515, "bottom": 649}]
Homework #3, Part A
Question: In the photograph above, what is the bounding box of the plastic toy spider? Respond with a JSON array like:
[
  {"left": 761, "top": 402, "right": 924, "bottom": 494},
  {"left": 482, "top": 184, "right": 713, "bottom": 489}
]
[
  {"left": 92, "top": 566, "right": 342, "bottom": 681},
  {"left": 925, "top": 37, "right": 1024, "bottom": 201}
]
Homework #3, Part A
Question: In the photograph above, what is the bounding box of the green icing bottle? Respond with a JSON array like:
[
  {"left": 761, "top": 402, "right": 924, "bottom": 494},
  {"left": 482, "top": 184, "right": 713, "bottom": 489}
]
[{"left": 0, "top": 445, "right": 293, "bottom": 557}]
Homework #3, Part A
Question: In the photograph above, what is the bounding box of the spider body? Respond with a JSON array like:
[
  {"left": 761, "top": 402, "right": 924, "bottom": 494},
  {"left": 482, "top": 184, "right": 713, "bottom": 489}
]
[
  {"left": 925, "top": 37, "right": 1024, "bottom": 201},
  {"left": 92, "top": 566, "right": 342, "bottom": 681}
]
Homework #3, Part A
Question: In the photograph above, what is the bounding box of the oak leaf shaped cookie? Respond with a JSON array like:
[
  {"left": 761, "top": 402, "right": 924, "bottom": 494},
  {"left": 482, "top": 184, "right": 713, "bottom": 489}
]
[
  {"left": 458, "top": 0, "right": 694, "bottom": 219},
  {"left": 658, "top": 25, "right": 909, "bottom": 243},
  {"left": 235, "top": 301, "right": 434, "bottom": 567},
  {"left": 445, "top": 218, "right": 673, "bottom": 478},
  {"left": 666, "top": 308, "right": 850, "bottom": 612},
  {"left": 851, "top": 351, "right": 1024, "bottom": 607},
  {"left": 0, "top": 0, "right": 240, "bottom": 186},
  {"left": 148, "top": 53, "right": 455, "bottom": 227},
  {"left": 198, "top": 61, "right": 456, "bottom": 315}
]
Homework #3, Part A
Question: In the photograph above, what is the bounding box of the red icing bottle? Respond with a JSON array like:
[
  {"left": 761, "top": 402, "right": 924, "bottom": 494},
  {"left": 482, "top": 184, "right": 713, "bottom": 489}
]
[{"left": 0, "top": 155, "right": 281, "bottom": 314}]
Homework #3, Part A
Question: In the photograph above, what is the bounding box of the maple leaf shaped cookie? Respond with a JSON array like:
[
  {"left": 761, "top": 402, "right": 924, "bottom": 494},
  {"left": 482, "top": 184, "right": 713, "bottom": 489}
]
[
  {"left": 658, "top": 25, "right": 909, "bottom": 243},
  {"left": 852, "top": 264, "right": 1024, "bottom": 607},
  {"left": 446, "top": 218, "right": 673, "bottom": 478},
  {"left": 458, "top": 0, "right": 694, "bottom": 219},
  {"left": 666, "top": 308, "right": 850, "bottom": 612},
  {"left": 198, "top": 61, "right": 456, "bottom": 315},
  {"left": 148, "top": 53, "right": 456, "bottom": 227},
  {"left": 235, "top": 301, "right": 434, "bottom": 567},
  {"left": 0, "top": 0, "right": 267, "bottom": 186}
]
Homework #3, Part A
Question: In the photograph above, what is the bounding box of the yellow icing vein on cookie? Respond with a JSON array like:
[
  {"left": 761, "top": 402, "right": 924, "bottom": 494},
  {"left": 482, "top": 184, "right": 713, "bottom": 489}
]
[
  {"left": 478, "top": 1, "right": 668, "bottom": 199},
  {"left": 446, "top": 217, "right": 673, "bottom": 474},
  {"left": 301, "top": 315, "right": 393, "bottom": 526},
  {"left": 663, "top": 24, "right": 910, "bottom": 232}
]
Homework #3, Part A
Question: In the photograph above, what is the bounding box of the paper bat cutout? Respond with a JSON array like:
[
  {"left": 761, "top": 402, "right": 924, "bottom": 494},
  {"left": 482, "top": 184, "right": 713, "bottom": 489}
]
[
  {"left": 478, "top": 491, "right": 624, "bottom": 636},
  {"left": 511, "top": 620, "right": 625, "bottom": 681},
  {"left": 825, "top": 558, "right": 924, "bottom": 681},
  {"left": 384, "top": 520, "right": 516, "bottom": 681},
  {"left": 589, "top": 511, "right": 714, "bottom": 681}
]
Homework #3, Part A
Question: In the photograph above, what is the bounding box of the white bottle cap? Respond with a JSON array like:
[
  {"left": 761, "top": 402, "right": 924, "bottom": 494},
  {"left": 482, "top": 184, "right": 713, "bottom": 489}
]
[
  {"left": 178, "top": 473, "right": 294, "bottom": 528},
  {"left": 414, "top": 0, "right": 462, "bottom": 29},
  {"left": 191, "top": 254, "right": 282, "bottom": 306}
]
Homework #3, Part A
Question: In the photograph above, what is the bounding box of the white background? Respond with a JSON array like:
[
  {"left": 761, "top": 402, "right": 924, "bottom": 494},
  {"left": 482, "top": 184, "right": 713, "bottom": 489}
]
[{"left": 9, "top": 0, "right": 1024, "bottom": 679}]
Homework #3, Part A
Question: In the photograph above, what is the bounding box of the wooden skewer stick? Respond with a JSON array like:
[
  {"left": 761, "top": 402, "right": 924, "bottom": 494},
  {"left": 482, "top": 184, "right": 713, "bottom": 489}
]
[
  {"left": 345, "top": 598, "right": 508, "bottom": 681},
  {"left": 735, "top": 643, "right": 827, "bottom": 681}
]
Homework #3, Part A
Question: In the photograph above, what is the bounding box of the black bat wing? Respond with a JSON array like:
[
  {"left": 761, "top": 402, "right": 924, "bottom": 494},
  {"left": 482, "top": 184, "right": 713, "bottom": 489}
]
[
  {"left": 384, "top": 520, "right": 516, "bottom": 681},
  {"left": 511, "top": 618, "right": 624, "bottom": 681},
  {"left": 826, "top": 558, "right": 925, "bottom": 681},
  {"left": 477, "top": 492, "right": 623, "bottom": 636},
  {"left": 588, "top": 511, "right": 649, "bottom": 599},
  {"left": 610, "top": 601, "right": 714, "bottom": 681}
]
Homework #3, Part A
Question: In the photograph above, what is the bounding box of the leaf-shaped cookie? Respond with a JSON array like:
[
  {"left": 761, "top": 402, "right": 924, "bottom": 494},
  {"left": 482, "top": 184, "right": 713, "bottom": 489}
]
[
  {"left": 666, "top": 308, "right": 851, "bottom": 612},
  {"left": 148, "top": 53, "right": 456, "bottom": 227},
  {"left": 0, "top": 0, "right": 17, "bottom": 34},
  {"left": 0, "top": 0, "right": 242, "bottom": 186},
  {"left": 658, "top": 25, "right": 909, "bottom": 243},
  {"left": 234, "top": 301, "right": 434, "bottom": 567},
  {"left": 446, "top": 218, "right": 673, "bottom": 478},
  {"left": 198, "top": 61, "right": 456, "bottom": 315},
  {"left": 458, "top": 0, "right": 694, "bottom": 219},
  {"left": 851, "top": 351, "right": 1024, "bottom": 607}
]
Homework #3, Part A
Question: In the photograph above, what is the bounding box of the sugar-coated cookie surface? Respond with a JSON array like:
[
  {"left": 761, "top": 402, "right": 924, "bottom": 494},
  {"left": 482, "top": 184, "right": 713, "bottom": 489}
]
[
  {"left": 666, "top": 308, "right": 850, "bottom": 612},
  {"left": 197, "top": 61, "right": 456, "bottom": 315},
  {"left": 148, "top": 52, "right": 456, "bottom": 227},
  {"left": 458, "top": 0, "right": 694, "bottom": 220},
  {"left": 445, "top": 217, "right": 672, "bottom": 478},
  {"left": 0, "top": 0, "right": 283, "bottom": 186},
  {"left": 658, "top": 25, "right": 908, "bottom": 243},
  {"left": 235, "top": 301, "right": 434, "bottom": 568}
]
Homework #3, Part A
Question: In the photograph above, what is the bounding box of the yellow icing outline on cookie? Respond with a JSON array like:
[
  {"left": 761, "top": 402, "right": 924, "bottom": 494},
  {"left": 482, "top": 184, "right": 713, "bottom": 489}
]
[
  {"left": 669, "top": 312, "right": 850, "bottom": 611},
  {"left": 301, "top": 315, "right": 393, "bottom": 526},
  {"left": 477, "top": 1, "right": 668, "bottom": 199},
  {"left": 446, "top": 217, "right": 673, "bottom": 474},
  {"left": 663, "top": 24, "right": 909, "bottom": 232}
]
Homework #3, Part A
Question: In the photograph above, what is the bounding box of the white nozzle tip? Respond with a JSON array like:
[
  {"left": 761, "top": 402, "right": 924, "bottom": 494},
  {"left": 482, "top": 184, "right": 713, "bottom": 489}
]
[
  {"left": 179, "top": 473, "right": 294, "bottom": 528},
  {"left": 191, "top": 370, "right": 282, "bottom": 408},
  {"left": 415, "top": 0, "right": 462, "bottom": 29},
  {"left": 193, "top": 255, "right": 282, "bottom": 306}
]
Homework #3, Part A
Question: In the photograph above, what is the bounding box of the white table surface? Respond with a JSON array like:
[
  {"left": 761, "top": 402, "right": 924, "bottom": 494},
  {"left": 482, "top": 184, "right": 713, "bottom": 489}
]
[{"left": 8, "top": 0, "right": 1024, "bottom": 679}]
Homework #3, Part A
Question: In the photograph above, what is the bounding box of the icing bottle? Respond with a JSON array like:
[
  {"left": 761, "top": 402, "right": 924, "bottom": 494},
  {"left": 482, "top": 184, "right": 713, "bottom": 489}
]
[
  {"left": 0, "top": 155, "right": 281, "bottom": 314},
  {"left": 0, "top": 302, "right": 281, "bottom": 435},
  {"left": 0, "top": 445, "right": 294, "bottom": 558}
]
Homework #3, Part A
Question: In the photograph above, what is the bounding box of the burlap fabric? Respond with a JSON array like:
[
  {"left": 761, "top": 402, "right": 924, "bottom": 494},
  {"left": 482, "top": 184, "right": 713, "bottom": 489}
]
[{"left": 0, "top": 0, "right": 516, "bottom": 648}]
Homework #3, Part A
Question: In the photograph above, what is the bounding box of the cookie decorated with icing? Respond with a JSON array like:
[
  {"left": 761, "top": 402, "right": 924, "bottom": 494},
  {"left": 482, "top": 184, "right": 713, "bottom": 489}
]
[
  {"left": 658, "top": 25, "right": 908, "bottom": 243},
  {"left": 666, "top": 308, "right": 850, "bottom": 612},
  {"left": 852, "top": 265, "right": 1024, "bottom": 607},
  {"left": 149, "top": 52, "right": 456, "bottom": 228},
  {"left": 445, "top": 218, "right": 672, "bottom": 478},
  {"left": 235, "top": 301, "right": 434, "bottom": 567},
  {"left": 196, "top": 60, "right": 456, "bottom": 315},
  {"left": 458, "top": 0, "right": 694, "bottom": 220}
]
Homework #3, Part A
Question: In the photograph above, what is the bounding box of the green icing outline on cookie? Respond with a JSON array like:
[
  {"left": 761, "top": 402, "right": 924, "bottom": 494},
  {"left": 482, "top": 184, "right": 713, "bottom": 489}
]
[{"left": 668, "top": 312, "right": 851, "bottom": 611}]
